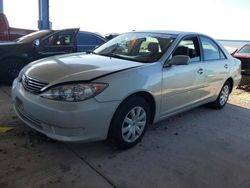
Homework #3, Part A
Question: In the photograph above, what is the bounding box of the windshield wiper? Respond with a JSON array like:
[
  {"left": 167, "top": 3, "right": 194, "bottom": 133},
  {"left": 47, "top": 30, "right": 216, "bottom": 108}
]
[
  {"left": 97, "top": 52, "right": 123, "bottom": 59},
  {"left": 86, "top": 50, "right": 97, "bottom": 54}
]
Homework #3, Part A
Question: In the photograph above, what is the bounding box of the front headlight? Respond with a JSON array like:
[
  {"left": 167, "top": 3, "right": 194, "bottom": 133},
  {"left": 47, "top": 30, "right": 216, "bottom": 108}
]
[{"left": 40, "top": 83, "right": 108, "bottom": 102}]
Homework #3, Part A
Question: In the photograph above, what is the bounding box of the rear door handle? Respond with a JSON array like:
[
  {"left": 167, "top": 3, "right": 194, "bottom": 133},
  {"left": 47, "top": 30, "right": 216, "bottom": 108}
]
[
  {"left": 224, "top": 64, "right": 228, "bottom": 69},
  {"left": 197, "top": 68, "right": 203, "bottom": 74}
]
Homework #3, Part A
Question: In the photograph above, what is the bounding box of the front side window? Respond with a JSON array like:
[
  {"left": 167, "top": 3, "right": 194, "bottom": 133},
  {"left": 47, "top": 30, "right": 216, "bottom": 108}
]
[
  {"left": 94, "top": 32, "right": 175, "bottom": 63},
  {"left": 42, "top": 30, "right": 75, "bottom": 46},
  {"left": 200, "top": 37, "right": 221, "bottom": 60},
  {"left": 173, "top": 36, "right": 201, "bottom": 62}
]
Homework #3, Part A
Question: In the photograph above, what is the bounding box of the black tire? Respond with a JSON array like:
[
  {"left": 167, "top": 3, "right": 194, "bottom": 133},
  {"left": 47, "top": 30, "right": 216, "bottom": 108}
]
[
  {"left": 1, "top": 58, "right": 27, "bottom": 85},
  {"left": 208, "top": 81, "right": 231, "bottom": 109},
  {"left": 108, "top": 96, "right": 150, "bottom": 149}
]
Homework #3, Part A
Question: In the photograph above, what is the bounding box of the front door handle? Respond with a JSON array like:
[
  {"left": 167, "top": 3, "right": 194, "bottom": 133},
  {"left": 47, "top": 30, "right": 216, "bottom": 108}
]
[
  {"left": 224, "top": 64, "right": 228, "bottom": 69},
  {"left": 197, "top": 68, "right": 204, "bottom": 74}
]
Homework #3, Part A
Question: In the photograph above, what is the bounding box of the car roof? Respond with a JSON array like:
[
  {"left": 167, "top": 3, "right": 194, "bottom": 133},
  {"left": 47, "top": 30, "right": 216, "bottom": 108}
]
[
  {"left": 77, "top": 30, "right": 107, "bottom": 41},
  {"left": 130, "top": 30, "right": 202, "bottom": 37}
]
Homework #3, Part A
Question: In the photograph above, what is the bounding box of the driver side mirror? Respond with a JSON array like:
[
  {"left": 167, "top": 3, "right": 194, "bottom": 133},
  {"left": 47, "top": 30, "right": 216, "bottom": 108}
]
[
  {"left": 165, "top": 55, "right": 190, "bottom": 67},
  {"left": 33, "top": 39, "right": 40, "bottom": 47}
]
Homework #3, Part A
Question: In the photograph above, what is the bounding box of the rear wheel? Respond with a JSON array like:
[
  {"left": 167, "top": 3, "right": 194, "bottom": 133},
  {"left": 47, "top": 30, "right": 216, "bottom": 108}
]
[
  {"left": 1, "top": 58, "right": 27, "bottom": 85},
  {"left": 108, "top": 96, "right": 150, "bottom": 149},
  {"left": 209, "top": 81, "right": 231, "bottom": 109}
]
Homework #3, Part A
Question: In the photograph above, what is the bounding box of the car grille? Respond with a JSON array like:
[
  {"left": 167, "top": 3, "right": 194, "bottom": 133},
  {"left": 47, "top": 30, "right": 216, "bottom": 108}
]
[
  {"left": 22, "top": 75, "right": 49, "bottom": 93},
  {"left": 15, "top": 98, "right": 43, "bottom": 130}
]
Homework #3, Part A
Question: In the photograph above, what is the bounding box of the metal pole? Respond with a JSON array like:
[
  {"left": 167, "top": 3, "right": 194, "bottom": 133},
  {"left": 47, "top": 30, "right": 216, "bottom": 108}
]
[
  {"left": 38, "top": 0, "right": 50, "bottom": 30},
  {"left": 0, "top": 0, "right": 3, "bottom": 13}
]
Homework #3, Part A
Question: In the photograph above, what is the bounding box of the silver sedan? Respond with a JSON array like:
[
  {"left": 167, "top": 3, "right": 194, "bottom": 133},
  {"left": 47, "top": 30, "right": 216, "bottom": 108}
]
[{"left": 12, "top": 31, "right": 241, "bottom": 149}]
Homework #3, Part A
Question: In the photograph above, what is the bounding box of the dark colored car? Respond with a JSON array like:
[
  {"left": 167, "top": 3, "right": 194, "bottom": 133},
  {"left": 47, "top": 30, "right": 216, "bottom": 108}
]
[
  {"left": 104, "top": 33, "right": 119, "bottom": 40},
  {"left": 0, "top": 28, "right": 107, "bottom": 84},
  {"left": 233, "top": 44, "right": 250, "bottom": 75}
]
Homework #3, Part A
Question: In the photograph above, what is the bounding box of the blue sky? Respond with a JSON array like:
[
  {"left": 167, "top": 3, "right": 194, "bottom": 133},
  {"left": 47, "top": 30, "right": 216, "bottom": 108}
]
[
  {"left": 227, "top": 0, "right": 250, "bottom": 7},
  {"left": 4, "top": 0, "right": 250, "bottom": 40}
]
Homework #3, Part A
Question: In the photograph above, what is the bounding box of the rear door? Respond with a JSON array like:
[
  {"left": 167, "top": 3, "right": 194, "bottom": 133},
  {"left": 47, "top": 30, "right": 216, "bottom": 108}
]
[
  {"left": 36, "top": 29, "right": 79, "bottom": 58},
  {"left": 199, "top": 36, "right": 229, "bottom": 97},
  {"left": 76, "top": 32, "right": 106, "bottom": 52}
]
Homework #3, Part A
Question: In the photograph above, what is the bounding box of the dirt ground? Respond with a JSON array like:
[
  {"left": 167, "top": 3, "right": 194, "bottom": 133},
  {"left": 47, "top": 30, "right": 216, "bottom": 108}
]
[
  {"left": 229, "top": 85, "right": 250, "bottom": 109},
  {"left": 0, "top": 84, "right": 249, "bottom": 188}
]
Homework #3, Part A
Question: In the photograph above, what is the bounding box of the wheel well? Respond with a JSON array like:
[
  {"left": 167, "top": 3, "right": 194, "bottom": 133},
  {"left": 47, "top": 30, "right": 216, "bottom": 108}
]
[
  {"left": 120, "top": 92, "right": 156, "bottom": 124},
  {"left": 1, "top": 56, "right": 28, "bottom": 64},
  {"left": 226, "top": 77, "right": 234, "bottom": 93},
  {"left": 0, "top": 56, "right": 28, "bottom": 85}
]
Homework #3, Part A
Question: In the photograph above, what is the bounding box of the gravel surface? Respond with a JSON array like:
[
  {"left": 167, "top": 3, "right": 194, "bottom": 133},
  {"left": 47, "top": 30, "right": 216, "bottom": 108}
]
[{"left": 229, "top": 85, "right": 250, "bottom": 109}]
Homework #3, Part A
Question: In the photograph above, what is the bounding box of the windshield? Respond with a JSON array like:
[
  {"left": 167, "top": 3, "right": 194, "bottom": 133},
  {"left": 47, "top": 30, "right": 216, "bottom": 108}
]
[
  {"left": 15, "top": 30, "right": 51, "bottom": 43},
  {"left": 238, "top": 45, "right": 250, "bottom": 53},
  {"left": 94, "top": 32, "right": 175, "bottom": 63}
]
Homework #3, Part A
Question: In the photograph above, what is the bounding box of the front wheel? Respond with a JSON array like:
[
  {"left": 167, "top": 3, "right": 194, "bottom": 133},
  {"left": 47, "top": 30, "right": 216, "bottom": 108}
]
[
  {"left": 108, "top": 96, "right": 150, "bottom": 149},
  {"left": 209, "top": 81, "right": 231, "bottom": 109}
]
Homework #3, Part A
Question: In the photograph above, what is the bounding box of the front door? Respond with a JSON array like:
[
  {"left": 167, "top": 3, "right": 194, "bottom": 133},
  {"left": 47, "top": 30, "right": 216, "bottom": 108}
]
[
  {"left": 161, "top": 36, "right": 207, "bottom": 116},
  {"left": 36, "top": 29, "right": 79, "bottom": 58}
]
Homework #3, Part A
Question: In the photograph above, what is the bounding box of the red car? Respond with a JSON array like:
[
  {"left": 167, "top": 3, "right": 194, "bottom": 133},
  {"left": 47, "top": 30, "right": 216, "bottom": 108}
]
[
  {"left": 233, "top": 44, "right": 250, "bottom": 75},
  {"left": 0, "top": 13, "right": 35, "bottom": 42}
]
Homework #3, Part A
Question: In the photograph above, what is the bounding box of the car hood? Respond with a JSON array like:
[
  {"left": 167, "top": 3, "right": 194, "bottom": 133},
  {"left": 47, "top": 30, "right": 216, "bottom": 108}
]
[
  {"left": 0, "top": 41, "right": 18, "bottom": 44},
  {"left": 24, "top": 53, "right": 144, "bottom": 84},
  {"left": 0, "top": 42, "right": 16, "bottom": 49},
  {"left": 234, "top": 53, "right": 250, "bottom": 58}
]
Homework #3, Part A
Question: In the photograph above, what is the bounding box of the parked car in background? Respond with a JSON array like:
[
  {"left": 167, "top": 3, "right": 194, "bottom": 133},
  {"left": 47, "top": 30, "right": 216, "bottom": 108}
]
[
  {"left": 0, "top": 13, "right": 35, "bottom": 42},
  {"left": 104, "top": 33, "right": 119, "bottom": 40},
  {"left": 12, "top": 31, "right": 241, "bottom": 149},
  {"left": 224, "top": 46, "right": 238, "bottom": 55},
  {"left": 0, "top": 28, "right": 107, "bottom": 84},
  {"left": 233, "top": 44, "right": 250, "bottom": 75}
]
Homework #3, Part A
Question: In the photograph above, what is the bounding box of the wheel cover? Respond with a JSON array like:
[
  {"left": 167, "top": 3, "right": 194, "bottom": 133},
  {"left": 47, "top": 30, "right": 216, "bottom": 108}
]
[
  {"left": 122, "top": 106, "right": 147, "bottom": 143},
  {"left": 219, "top": 85, "right": 229, "bottom": 106}
]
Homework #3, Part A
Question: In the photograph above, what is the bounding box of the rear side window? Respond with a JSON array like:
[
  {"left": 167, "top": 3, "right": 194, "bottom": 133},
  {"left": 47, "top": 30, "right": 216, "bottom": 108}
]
[
  {"left": 76, "top": 33, "right": 105, "bottom": 46},
  {"left": 200, "top": 36, "right": 225, "bottom": 60},
  {"left": 219, "top": 50, "right": 226, "bottom": 59}
]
